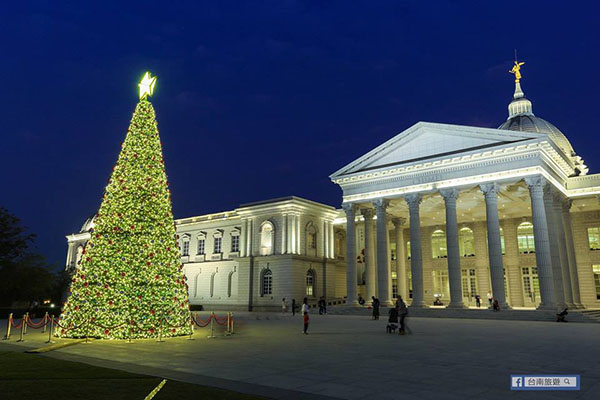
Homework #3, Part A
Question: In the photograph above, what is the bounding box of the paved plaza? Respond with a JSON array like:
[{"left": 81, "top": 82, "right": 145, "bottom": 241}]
[{"left": 2, "top": 313, "right": 600, "bottom": 399}]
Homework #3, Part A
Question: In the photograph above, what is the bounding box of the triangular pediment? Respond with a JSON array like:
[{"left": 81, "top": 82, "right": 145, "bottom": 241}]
[{"left": 331, "top": 122, "right": 541, "bottom": 178}]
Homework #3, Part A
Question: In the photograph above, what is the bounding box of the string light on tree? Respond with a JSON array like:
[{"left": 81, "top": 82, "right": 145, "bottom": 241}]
[{"left": 58, "top": 72, "right": 192, "bottom": 339}]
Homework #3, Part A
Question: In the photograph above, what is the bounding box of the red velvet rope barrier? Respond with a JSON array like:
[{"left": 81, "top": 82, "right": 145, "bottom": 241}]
[
  {"left": 11, "top": 319, "right": 23, "bottom": 329},
  {"left": 26, "top": 316, "right": 49, "bottom": 329},
  {"left": 192, "top": 314, "right": 212, "bottom": 327},
  {"left": 213, "top": 315, "right": 228, "bottom": 326}
]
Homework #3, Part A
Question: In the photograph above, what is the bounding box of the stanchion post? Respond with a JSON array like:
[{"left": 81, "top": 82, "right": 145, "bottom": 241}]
[
  {"left": 3, "top": 313, "right": 13, "bottom": 340},
  {"left": 17, "top": 315, "right": 25, "bottom": 342},
  {"left": 230, "top": 312, "right": 234, "bottom": 335},
  {"left": 42, "top": 312, "right": 49, "bottom": 333},
  {"left": 207, "top": 312, "right": 216, "bottom": 339},
  {"left": 46, "top": 316, "right": 54, "bottom": 344},
  {"left": 225, "top": 312, "right": 231, "bottom": 336},
  {"left": 187, "top": 314, "right": 194, "bottom": 341}
]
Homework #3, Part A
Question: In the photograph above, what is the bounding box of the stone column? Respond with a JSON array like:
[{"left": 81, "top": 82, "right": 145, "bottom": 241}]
[
  {"left": 360, "top": 208, "right": 376, "bottom": 300},
  {"left": 524, "top": 176, "right": 556, "bottom": 310},
  {"left": 343, "top": 203, "right": 358, "bottom": 305},
  {"left": 393, "top": 218, "right": 407, "bottom": 300},
  {"left": 330, "top": 222, "right": 335, "bottom": 259},
  {"left": 295, "top": 215, "right": 301, "bottom": 255},
  {"left": 373, "top": 199, "right": 392, "bottom": 305},
  {"left": 552, "top": 192, "right": 574, "bottom": 307},
  {"left": 543, "top": 185, "right": 566, "bottom": 309},
  {"left": 561, "top": 199, "right": 583, "bottom": 307},
  {"left": 480, "top": 183, "right": 509, "bottom": 309},
  {"left": 406, "top": 193, "right": 426, "bottom": 307},
  {"left": 240, "top": 218, "right": 247, "bottom": 257},
  {"left": 440, "top": 188, "right": 465, "bottom": 308},
  {"left": 282, "top": 213, "right": 288, "bottom": 255}
]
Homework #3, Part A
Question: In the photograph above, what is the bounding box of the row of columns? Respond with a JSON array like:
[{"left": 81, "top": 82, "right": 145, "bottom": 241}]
[{"left": 344, "top": 175, "right": 582, "bottom": 310}]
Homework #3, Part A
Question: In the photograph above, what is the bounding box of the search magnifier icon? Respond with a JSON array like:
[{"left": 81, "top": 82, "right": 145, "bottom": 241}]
[{"left": 565, "top": 378, "right": 571, "bottom": 385}]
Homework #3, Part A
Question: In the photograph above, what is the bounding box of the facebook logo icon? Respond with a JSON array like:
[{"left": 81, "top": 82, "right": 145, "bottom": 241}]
[{"left": 512, "top": 377, "right": 524, "bottom": 388}]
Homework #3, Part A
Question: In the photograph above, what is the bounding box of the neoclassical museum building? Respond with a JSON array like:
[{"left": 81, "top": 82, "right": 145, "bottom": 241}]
[{"left": 66, "top": 74, "right": 600, "bottom": 311}]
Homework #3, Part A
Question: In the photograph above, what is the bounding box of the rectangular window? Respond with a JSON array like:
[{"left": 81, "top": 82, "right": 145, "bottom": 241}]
[
  {"left": 197, "top": 239, "right": 205, "bottom": 255},
  {"left": 588, "top": 227, "right": 600, "bottom": 250},
  {"left": 214, "top": 237, "right": 222, "bottom": 254},
  {"left": 593, "top": 265, "right": 600, "bottom": 300},
  {"left": 231, "top": 235, "right": 240, "bottom": 252},
  {"left": 182, "top": 241, "right": 189, "bottom": 256}
]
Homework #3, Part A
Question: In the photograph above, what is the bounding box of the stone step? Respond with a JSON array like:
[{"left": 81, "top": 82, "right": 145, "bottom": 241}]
[{"left": 329, "top": 305, "right": 600, "bottom": 323}]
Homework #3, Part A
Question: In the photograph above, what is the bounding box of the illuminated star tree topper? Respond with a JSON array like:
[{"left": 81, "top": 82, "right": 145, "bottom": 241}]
[{"left": 138, "top": 71, "right": 157, "bottom": 99}]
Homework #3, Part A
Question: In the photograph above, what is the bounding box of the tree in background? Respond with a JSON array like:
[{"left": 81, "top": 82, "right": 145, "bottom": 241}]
[
  {"left": 0, "top": 207, "right": 59, "bottom": 308},
  {"left": 58, "top": 74, "right": 192, "bottom": 339}
]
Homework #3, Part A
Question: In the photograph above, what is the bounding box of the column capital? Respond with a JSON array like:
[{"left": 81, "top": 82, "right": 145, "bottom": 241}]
[
  {"left": 372, "top": 198, "right": 390, "bottom": 210},
  {"left": 524, "top": 175, "right": 547, "bottom": 191},
  {"left": 404, "top": 193, "right": 422, "bottom": 207},
  {"left": 440, "top": 188, "right": 460, "bottom": 201},
  {"left": 342, "top": 203, "right": 357, "bottom": 215},
  {"left": 360, "top": 208, "right": 374, "bottom": 219},
  {"left": 479, "top": 182, "right": 500, "bottom": 197},
  {"left": 392, "top": 217, "right": 406, "bottom": 227}
]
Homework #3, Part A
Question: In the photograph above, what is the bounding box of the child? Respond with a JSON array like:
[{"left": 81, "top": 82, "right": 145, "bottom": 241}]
[{"left": 303, "top": 311, "right": 309, "bottom": 334}]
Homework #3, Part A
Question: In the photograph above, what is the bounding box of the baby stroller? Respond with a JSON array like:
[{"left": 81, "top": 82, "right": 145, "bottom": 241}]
[
  {"left": 556, "top": 307, "right": 568, "bottom": 322},
  {"left": 387, "top": 307, "right": 399, "bottom": 333}
]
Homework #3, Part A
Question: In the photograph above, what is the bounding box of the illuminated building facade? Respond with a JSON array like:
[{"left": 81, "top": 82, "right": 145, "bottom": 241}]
[{"left": 66, "top": 77, "right": 600, "bottom": 311}]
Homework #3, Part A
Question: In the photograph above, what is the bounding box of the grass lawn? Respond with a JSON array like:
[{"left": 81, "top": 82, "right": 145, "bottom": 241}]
[{"left": 0, "top": 351, "right": 268, "bottom": 400}]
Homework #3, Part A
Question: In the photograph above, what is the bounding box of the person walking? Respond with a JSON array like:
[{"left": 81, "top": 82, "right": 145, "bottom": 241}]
[
  {"left": 301, "top": 297, "right": 310, "bottom": 334},
  {"left": 292, "top": 299, "right": 296, "bottom": 316},
  {"left": 282, "top": 298, "right": 288, "bottom": 314},
  {"left": 371, "top": 296, "right": 380, "bottom": 320},
  {"left": 475, "top": 294, "right": 481, "bottom": 308},
  {"left": 397, "top": 296, "right": 411, "bottom": 335},
  {"left": 487, "top": 291, "right": 493, "bottom": 307}
]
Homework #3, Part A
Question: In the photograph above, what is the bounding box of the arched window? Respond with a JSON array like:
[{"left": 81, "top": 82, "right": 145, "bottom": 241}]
[
  {"left": 260, "top": 222, "right": 274, "bottom": 256},
  {"left": 517, "top": 222, "right": 535, "bottom": 254},
  {"left": 305, "top": 222, "right": 317, "bottom": 256},
  {"left": 261, "top": 268, "right": 273, "bottom": 296},
  {"left": 431, "top": 230, "right": 447, "bottom": 259},
  {"left": 209, "top": 272, "right": 216, "bottom": 297},
  {"left": 227, "top": 270, "right": 236, "bottom": 298},
  {"left": 306, "top": 269, "right": 316, "bottom": 296},
  {"left": 194, "top": 272, "right": 201, "bottom": 298},
  {"left": 458, "top": 227, "right": 475, "bottom": 257}
]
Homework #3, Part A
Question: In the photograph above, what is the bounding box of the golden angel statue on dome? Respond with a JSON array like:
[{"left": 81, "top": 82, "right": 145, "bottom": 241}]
[{"left": 509, "top": 60, "right": 525, "bottom": 83}]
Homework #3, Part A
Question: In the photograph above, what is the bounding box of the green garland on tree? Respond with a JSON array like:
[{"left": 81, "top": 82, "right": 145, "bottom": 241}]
[{"left": 59, "top": 90, "right": 191, "bottom": 339}]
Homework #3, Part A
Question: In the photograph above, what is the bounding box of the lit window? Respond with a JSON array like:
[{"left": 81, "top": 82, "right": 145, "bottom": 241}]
[
  {"left": 431, "top": 230, "right": 447, "bottom": 259},
  {"left": 214, "top": 237, "right": 222, "bottom": 254},
  {"left": 231, "top": 235, "right": 240, "bottom": 253},
  {"left": 306, "top": 269, "right": 315, "bottom": 296},
  {"left": 261, "top": 268, "right": 272, "bottom": 296},
  {"left": 593, "top": 265, "right": 600, "bottom": 300},
  {"left": 197, "top": 238, "right": 205, "bottom": 255},
  {"left": 458, "top": 227, "right": 475, "bottom": 257},
  {"left": 588, "top": 227, "right": 600, "bottom": 251},
  {"left": 517, "top": 222, "right": 535, "bottom": 254},
  {"left": 500, "top": 227, "right": 506, "bottom": 255}
]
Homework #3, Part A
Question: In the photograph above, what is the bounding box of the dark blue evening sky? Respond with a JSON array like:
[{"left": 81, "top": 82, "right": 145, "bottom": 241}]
[{"left": 1, "top": 1, "right": 599, "bottom": 266}]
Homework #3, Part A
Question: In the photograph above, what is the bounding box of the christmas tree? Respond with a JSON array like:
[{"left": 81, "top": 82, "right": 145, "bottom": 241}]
[{"left": 58, "top": 72, "right": 192, "bottom": 339}]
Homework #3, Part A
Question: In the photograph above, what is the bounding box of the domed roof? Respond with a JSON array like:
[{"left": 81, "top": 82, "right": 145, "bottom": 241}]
[
  {"left": 499, "top": 114, "right": 575, "bottom": 157},
  {"left": 498, "top": 80, "right": 587, "bottom": 175}
]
